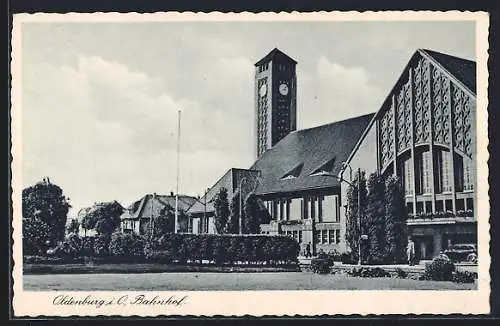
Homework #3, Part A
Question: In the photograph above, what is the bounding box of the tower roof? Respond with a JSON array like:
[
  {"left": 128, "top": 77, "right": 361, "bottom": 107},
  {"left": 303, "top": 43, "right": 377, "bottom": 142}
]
[{"left": 255, "top": 48, "right": 297, "bottom": 66}]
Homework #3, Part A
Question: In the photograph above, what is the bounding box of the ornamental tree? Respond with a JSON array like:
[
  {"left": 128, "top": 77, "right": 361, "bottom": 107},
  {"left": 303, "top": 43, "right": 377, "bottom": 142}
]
[
  {"left": 365, "top": 172, "right": 386, "bottom": 264},
  {"left": 384, "top": 175, "right": 408, "bottom": 263},
  {"left": 227, "top": 193, "right": 241, "bottom": 234},
  {"left": 345, "top": 170, "right": 368, "bottom": 263},
  {"left": 213, "top": 187, "right": 230, "bottom": 234}
]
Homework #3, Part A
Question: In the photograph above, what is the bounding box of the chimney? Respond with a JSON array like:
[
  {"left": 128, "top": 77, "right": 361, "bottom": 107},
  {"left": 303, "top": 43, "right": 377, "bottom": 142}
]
[{"left": 170, "top": 191, "right": 174, "bottom": 197}]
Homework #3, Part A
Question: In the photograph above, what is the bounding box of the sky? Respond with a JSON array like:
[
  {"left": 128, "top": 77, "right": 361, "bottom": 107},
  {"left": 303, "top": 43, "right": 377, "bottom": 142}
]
[{"left": 19, "top": 20, "right": 476, "bottom": 217}]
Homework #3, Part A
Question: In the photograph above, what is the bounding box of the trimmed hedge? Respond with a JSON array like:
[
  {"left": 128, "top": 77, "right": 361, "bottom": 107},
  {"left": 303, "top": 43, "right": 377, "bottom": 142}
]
[
  {"left": 145, "top": 233, "right": 300, "bottom": 265},
  {"left": 27, "top": 232, "right": 300, "bottom": 266}
]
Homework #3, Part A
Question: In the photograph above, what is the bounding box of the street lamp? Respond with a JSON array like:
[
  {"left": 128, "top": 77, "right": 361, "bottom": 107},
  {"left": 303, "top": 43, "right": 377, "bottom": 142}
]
[
  {"left": 239, "top": 177, "right": 248, "bottom": 235},
  {"left": 338, "top": 162, "right": 363, "bottom": 266}
]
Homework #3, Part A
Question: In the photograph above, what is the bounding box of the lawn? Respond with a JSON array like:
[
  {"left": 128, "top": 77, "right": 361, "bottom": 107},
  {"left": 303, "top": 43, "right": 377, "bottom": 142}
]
[{"left": 23, "top": 272, "right": 477, "bottom": 291}]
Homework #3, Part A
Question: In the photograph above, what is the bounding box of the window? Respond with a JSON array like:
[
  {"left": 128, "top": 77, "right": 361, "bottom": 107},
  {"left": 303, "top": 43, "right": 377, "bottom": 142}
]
[
  {"left": 436, "top": 150, "right": 452, "bottom": 193},
  {"left": 416, "top": 150, "right": 433, "bottom": 194},
  {"left": 407, "top": 202, "right": 414, "bottom": 215},
  {"left": 436, "top": 200, "right": 444, "bottom": 212},
  {"left": 328, "top": 230, "right": 335, "bottom": 244},
  {"left": 425, "top": 201, "right": 432, "bottom": 213},
  {"left": 318, "top": 196, "right": 324, "bottom": 222},
  {"left": 298, "top": 231, "right": 303, "bottom": 243},
  {"left": 456, "top": 199, "right": 465, "bottom": 211},
  {"left": 289, "top": 198, "right": 301, "bottom": 220},
  {"left": 315, "top": 230, "right": 321, "bottom": 244},
  {"left": 321, "top": 230, "right": 328, "bottom": 244},
  {"left": 416, "top": 202, "right": 424, "bottom": 214},
  {"left": 401, "top": 156, "right": 414, "bottom": 196},
  {"left": 445, "top": 200, "right": 453, "bottom": 212},
  {"left": 335, "top": 229, "right": 341, "bottom": 244},
  {"left": 293, "top": 230, "right": 298, "bottom": 242},
  {"left": 466, "top": 198, "right": 474, "bottom": 211},
  {"left": 464, "top": 158, "right": 474, "bottom": 191}
]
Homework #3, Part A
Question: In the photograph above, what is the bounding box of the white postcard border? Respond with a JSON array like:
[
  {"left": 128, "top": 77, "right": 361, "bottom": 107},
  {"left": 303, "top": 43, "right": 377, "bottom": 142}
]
[{"left": 11, "top": 11, "right": 491, "bottom": 316}]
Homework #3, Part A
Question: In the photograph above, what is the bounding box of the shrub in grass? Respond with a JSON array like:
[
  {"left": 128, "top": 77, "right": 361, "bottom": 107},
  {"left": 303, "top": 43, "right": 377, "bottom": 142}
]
[
  {"left": 422, "top": 255, "right": 455, "bottom": 281},
  {"left": 452, "top": 271, "right": 477, "bottom": 284},
  {"left": 395, "top": 267, "right": 408, "bottom": 279},
  {"left": 311, "top": 256, "right": 333, "bottom": 274},
  {"left": 348, "top": 267, "right": 391, "bottom": 278}
]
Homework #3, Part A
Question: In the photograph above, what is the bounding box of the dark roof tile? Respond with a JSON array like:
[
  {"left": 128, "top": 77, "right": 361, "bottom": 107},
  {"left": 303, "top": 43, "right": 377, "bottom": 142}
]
[
  {"left": 420, "top": 49, "right": 476, "bottom": 93},
  {"left": 251, "top": 113, "right": 375, "bottom": 195}
]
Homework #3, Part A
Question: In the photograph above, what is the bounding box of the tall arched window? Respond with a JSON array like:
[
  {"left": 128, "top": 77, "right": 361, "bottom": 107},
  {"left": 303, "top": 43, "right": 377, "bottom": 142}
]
[
  {"left": 435, "top": 149, "right": 452, "bottom": 193},
  {"left": 416, "top": 148, "right": 432, "bottom": 195},
  {"left": 455, "top": 154, "right": 474, "bottom": 192},
  {"left": 464, "top": 158, "right": 474, "bottom": 191},
  {"left": 398, "top": 154, "right": 413, "bottom": 197}
]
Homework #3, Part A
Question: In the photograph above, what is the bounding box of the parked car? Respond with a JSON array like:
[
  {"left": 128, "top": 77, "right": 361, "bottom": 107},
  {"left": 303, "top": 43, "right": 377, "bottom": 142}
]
[{"left": 443, "top": 244, "right": 477, "bottom": 263}]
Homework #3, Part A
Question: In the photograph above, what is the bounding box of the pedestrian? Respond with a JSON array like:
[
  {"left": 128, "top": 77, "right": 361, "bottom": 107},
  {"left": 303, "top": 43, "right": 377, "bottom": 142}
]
[
  {"left": 407, "top": 237, "right": 415, "bottom": 266},
  {"left": 305, "top": 242, "right": 311, "bottom": 258}
]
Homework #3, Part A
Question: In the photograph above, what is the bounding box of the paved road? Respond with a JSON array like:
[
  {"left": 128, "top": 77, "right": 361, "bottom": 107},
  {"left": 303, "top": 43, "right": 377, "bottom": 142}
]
[{"left": 24, "top": 272, "right": 476, "bottom": 291}]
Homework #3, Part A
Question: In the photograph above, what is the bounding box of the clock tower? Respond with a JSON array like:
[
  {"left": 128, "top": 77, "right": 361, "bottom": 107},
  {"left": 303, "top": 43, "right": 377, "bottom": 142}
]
[{"left": 254, "top": 48, "right": 297, "bottom": 159}]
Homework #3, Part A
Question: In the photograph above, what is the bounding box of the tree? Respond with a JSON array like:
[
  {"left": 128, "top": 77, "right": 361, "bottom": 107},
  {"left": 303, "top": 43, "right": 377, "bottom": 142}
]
[
  {"left": 243, "top": 193, "right": 269, "bottom": 234},
  {"left": 151, "top": 208, "right": 175, "bottom": 238},
  {"left": 22, "top": 178, "right": 71, "bottom": 247},
  {"left": 22, "top": 217, "right": 51, "bottom": 255},
  {"left": 67, "top": 218, "right": 80, "bottom": 235},
  {"left": 365, "top": 172, "right": 386, "bottom": 264},
  {"left": 227, "top": 193, "right": 240, "bottom": 234},
  {"left": 384, "top": 175, "right": 408, "bottom": 263},
  {"left": 345, "top": 170, "right": 368, "bottom": 263},
  {"left": 213, "top": 187, "right": 230, "bottom": 234},
  {"left": 80, "top": 201, "right": 123, "bottom": 236}
]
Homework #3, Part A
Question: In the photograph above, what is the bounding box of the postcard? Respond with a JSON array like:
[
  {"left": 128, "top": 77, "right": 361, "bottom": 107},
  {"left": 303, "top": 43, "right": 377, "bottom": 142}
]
[{"left": 11, "top": 11, "right": 490, "bottom": 316}]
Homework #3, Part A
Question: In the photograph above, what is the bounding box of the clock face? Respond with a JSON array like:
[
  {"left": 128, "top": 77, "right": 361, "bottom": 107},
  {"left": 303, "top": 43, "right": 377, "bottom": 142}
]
[
  {"left": 279, "top": 83, "right": 289, "bottom": 96},
  {"left": 259, "top": 83, "right": 267, "bottom": 97}
]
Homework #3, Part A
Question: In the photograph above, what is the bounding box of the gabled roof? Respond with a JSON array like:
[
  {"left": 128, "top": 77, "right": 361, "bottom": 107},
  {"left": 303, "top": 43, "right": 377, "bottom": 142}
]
[
  {"left": 250, "top": 113, "right": 375, "bottom": 195},
  {"left": 120, "top": 194, "right": 197, "bottom": 220},
  {"left": 341, "top": 49, "right": 476, "bottom": 176},
  {"left": 255, "top": 48, "right": 297, "bottom": 66},
  {"left": 419, "top": 49, "right": 476, "bottom": 93}
]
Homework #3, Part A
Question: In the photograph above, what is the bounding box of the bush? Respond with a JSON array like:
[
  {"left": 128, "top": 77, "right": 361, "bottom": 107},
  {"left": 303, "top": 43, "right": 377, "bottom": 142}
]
[
  {"left": 452, "top": 271, "right": 477, "bottom": 284},
  {"left": 423, "top": 255, "right": 455, "bottom": 281},
  {"left": 93, "top": 234, "right": 111, "bottom": 257},
  {"left": 311, "top": 257, "right": 333, "bottom": 274},
  {"left": 395, "top": 268, "right": 408, "bottom": 279},
  {"left": 348, "top": 267, "right": 391, "bottom": 278},
  {"left": 341, "top": 252, "right": 357, "bottom": 264},
  {"left": 109, "top": 232, "right": 145, "bottom": 259}
]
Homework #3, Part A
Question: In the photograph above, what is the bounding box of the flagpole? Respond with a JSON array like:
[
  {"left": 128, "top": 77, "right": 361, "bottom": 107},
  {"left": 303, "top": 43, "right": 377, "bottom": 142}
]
[{"left": 175, "top": 110, "right": 181, "bottom": 233}]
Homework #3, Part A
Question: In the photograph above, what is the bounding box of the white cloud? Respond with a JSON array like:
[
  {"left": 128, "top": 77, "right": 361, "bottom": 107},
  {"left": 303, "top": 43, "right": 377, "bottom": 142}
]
[
  {"left": 297, "top": 56, "right": 385, "bottom": 129},
  {"left": 22, "top": 55, "right": 253, "bottom": 214}
]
